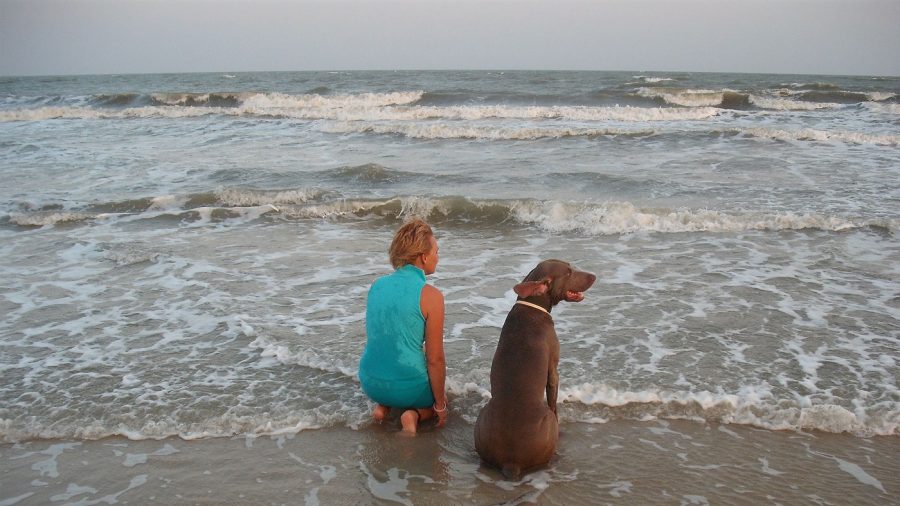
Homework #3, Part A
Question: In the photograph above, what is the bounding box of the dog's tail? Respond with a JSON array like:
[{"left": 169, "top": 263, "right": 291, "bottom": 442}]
[{"left": 501, "top": 463, "right": 522, "bottom": 481}]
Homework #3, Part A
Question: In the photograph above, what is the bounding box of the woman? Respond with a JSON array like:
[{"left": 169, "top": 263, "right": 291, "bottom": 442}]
[{"left": 358, "top": 218, "right": 448, "bottom": 433}]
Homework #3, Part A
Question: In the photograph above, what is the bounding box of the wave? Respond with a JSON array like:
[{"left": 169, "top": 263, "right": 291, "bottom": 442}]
[
  {"left": 1, "top": 381, "right": 893, "bottom": 443},
  {"left": 148, "top": 92, "right": 252, "bottom": 107},
  {"left": 4, "top": 205, "right": 281, "bottom": 228},
  {"left": 632, "top": 76, "right": 675, "bottom": 83},
  {"left": 208, "top": 187, "right": 328, "bottom": 207},
  {"left": 793, "top": 90, "right": 894, "bottom": 104},
  {"left": 0, "top": 101, "right": 723, "bottom": 123},
  {"left": 86, "top": 91, "right": 424, "bottom": 109},
  {"left": 500, "top": 200, "right": 896, "bottom": 235},
  {"left": 633, "top": 87, "right": 889, "bottom": 111},
  {"left": 5, "top": 211, "right": 97, "bottom": 227},
  {"left": 319, "top": 163, "right": 419, "bottom": 184},
  {"left": 777, "top": 84, "right": 896, "bottom": 103},
  {"left": 782, "top": 82, "right": 841, "bottom": 91},
  {"left": 0, "top": 412, "right": 331, "bottom": 443},
  {"left": 240, "top": 90, "right": 425, "bottom": 109},
  {"left": 3, "top": 187, "right": 327, "bottom": 228},
  {"left": 3, "top": 82, "right": 894, "bottom": 124},
  {"left": 635, "top": 88, "right": 755, "bottom": 109},
  {"left": 736, "top": 127, "right": 899, "bottom": 146},
  {"left": 9, "top": 193, "right": 894, "bottom": 235},
  {"left": 746, "top": 95, "right": 840, "bottom": 111},
  {"left": 4, "top": 88, "right": 887, "bottom": 124},
  {"left": 0, "top": 105, "right": 222, "bottom": 121},
  {"left": 319, "top": 122, "right": 898, "bottom": 145},
  {"left": 321, "top": 122, "right": 658, "bottom": 140},
  {"left": 556, "top": 383, "right": 897, "bottom": 437},
  {"left": 862, "top": 102, "right": 900, "bottom": 115}
]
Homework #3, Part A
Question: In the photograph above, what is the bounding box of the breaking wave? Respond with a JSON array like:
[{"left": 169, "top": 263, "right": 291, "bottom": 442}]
[
  {"left": 636, "top": 88, "right": 754, "bottom": 109},
  {"left": 556, "top": 383, "right": 897, "bottom": 437},
  {"left": 7, "top": 193, "right": 895, "bottom": 235},
  {"left": 0, "top": 98, "right": 722, "bottom": 124},
  {"left": 2, "top": 83, "right": 894, "bottom": 124},
  {"left": 632, "top": 76, "right": 676, "bottom": 83},
  {"left": 635, "top": 86, "right": 895, "bottom": 111},
  {"left": 320, "top": 122, "right": 898, "bottom": 145},
  {"left": 321, "top": 122, "right": 656, "bottom": 140},
  {"left": 2, "top": 379, "right": 893, "bottom": 443},
  {"left": 737, "top": 127, "right": 899, "bottom": 146}
]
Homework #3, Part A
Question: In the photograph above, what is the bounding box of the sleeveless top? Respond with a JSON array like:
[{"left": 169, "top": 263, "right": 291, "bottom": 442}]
[{"left": 359, "top": 264, "right": 428, "bottom": 390}]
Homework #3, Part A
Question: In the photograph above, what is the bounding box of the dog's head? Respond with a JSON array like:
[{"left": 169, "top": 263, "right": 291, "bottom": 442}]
[{"left": 513, "top": 259, "right": 596, "bottom": 307}]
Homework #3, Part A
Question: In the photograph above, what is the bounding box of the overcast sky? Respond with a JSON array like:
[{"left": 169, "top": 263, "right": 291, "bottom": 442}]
[{"left": 1, "top": 0, "right": 898, "bottom": 77}]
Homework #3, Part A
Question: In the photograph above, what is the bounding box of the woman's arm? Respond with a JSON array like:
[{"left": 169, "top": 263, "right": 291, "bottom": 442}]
[{"left": 421, "top": 284, "right": 448, "bottom": 426}]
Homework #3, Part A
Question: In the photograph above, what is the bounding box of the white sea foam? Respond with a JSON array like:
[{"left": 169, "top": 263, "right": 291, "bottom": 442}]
[
  {"left": 0, "top": 106, "right": 219, "bottom": 121},
  {"left": 241, "top": 90, "right": 424, "bottom": 109},
  {"left": 559, "top": 383, "right": 897, "bottom": 436},
  {"left": 249, "top": 335, "right": 358, "bottom": 378},
  {"left": 748, "top": 96, "right": 839, "bottom": 110},
  {"left": 121, "top": 444, "right": 179, "bottom": 467},
  {"left": 214, "top": 188, "right": 322, "bottom": 207},
  {"left": 147, "top": 195, "right": 186, "bottom": 211},
  {"left": 508, "top": 200, "right": 891, "bottom": 235},
  {"left": 637, "top": 88, "right": 731, "bottom": 107},
  {"left": 49, "top": 484, "right": 98, "bottom": 502},
  {"left": 163, "top": 204, "right": 280, "bottom": 227},
  {"left": 0, "top": 93, "right": 720, "bottom": 123},
  {"left": 866, "top": 91, "right": 896, "bottom": 101},
  {"left": 270, "top": 196, "right": 899, "bottom": 235},
  {"left": 633, "top": 76, "right": 674, "bottom": 83},
  {"left": 104, "top": 247, "right": 161, "bottom": 266},
  {"left": 321, "top": 121, "right": 655, "bottom": 140},
  {"left": 29, "top": 443, "right": 81, "bottom": 478},
  {"left": 834, "top": 457, "right": 886, "bottom": 493},
  {"left": 737, "top": 127, "right": 899, "bottom": 146},
  {"left": 258, "top": 103, "right": 720, "bottom": 122},
  {"left": 862, "top": 101, "right": 900, "bottom": 114},
  {"left": 7, "top": 211, "right": 96, "bottom": 227},
  {"left": 636, "top": 87, "right": 845, "bottom": 110}
]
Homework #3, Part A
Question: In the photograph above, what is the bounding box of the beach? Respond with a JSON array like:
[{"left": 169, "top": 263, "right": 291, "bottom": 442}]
[
  {"left": 3, "top": 420, "right": 896, "bottom": 504},
  {"left": 1, "top": 70, "right": 898, "bottom": 503}
]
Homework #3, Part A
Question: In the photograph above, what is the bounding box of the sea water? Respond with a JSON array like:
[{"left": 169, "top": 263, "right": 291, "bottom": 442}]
[{"left": 0, "top": 70, "right": 897, "bottom": 503}]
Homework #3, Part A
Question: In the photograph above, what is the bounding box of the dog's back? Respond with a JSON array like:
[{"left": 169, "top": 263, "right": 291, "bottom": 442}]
[{"left": 474, "top": 304, "right": 559, "bottom": 479}]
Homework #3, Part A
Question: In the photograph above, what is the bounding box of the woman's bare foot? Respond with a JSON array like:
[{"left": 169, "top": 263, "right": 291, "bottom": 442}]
[
  {"left": 373, "top": 404, "right": 389, "bottom": 423},
  {"left": 400, "top": 409, "right": 419, "bottom": 434}
]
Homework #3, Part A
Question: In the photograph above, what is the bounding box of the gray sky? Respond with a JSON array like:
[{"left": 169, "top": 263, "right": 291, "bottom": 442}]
[{"left": 1, "top": 0, "right": 898, "bottom": 77}]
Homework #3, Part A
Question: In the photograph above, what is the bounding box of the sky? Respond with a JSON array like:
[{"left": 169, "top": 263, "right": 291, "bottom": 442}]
[{"left": 1, "top": 0, "right": 898, "bottom": 77}]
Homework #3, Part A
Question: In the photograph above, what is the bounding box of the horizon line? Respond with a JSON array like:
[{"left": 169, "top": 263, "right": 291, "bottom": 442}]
[{"left": 3, "top": 68, "right": 899, "bottom": 80}]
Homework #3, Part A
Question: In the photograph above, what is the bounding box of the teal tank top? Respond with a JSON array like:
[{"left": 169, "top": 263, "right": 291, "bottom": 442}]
[{"left": 359, "top": 264, "right": 433, "bottom": 407}]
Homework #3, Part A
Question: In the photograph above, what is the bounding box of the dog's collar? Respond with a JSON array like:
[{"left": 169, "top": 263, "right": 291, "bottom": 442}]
[{"left": 515, "top": 300, "right": 551, "bottom": 317}]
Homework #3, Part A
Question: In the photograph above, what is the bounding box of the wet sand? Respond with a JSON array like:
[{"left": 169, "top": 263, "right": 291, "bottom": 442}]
[{"left": 2, "top": 419, "right": 896, "bottom": 505}]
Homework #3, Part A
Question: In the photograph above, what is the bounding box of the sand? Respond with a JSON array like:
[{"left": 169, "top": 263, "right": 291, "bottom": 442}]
[{"left": 2, "top": 418, "right": 896, "bottom": 505}]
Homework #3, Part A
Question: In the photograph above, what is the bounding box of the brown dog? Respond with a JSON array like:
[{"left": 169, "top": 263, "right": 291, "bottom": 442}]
[{"left": 474, "top": 259, "right": 596, "bottom": 479}]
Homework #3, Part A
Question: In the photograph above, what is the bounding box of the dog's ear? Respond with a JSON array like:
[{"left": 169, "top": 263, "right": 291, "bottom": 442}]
[{"left": 513, "top": 278, "right": 550, "bottom": 297}]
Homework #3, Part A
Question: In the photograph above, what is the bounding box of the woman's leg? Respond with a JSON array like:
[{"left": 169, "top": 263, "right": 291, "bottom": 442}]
[
  {"left": 373, "top": 404, "right": 389, "bottom": 422},
  {"left": 400, "top": 407, "right": 436, "bottom": 434},
  {"left": 400, "top": 410, "right": 419, "bottom": 433}
]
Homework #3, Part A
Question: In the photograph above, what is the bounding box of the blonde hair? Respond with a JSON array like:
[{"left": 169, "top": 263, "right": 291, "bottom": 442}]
[{"left": 389, "top": 218, "right": 434, "bottom": 269}]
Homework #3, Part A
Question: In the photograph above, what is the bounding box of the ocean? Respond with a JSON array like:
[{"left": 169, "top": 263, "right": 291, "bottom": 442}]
[{"left": 0, "top": 70, "right": 897, "bottom": 504}]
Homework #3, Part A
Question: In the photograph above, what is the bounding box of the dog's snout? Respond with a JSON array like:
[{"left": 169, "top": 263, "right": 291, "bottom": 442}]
[{"left": 576, "top": 271, "right": 596, "bottom": 291}]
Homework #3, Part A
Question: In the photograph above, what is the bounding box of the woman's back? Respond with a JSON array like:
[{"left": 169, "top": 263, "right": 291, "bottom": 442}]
[{"left": 360, "top": 264, "right": 427, "bottom": 383}]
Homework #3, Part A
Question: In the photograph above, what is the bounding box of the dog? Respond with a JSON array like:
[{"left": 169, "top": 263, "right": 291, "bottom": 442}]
[{"left": 474, "top": 259, "right": 596, "bottom": 479}]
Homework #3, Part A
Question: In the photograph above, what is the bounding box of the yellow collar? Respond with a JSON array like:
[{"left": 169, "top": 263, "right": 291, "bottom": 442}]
[{"left": 515, "top": 300, "right": 551, "bottom": 316}]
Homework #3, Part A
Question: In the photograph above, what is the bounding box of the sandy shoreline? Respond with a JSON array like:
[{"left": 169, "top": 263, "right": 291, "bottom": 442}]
[{"left": 2, "top": 418, "right": 896, "bottom": 505}]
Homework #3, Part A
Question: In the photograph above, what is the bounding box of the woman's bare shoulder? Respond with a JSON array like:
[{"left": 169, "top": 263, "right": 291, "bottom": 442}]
[{"left": 421, "top": 283, "right": 444, "bottom": 301}]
